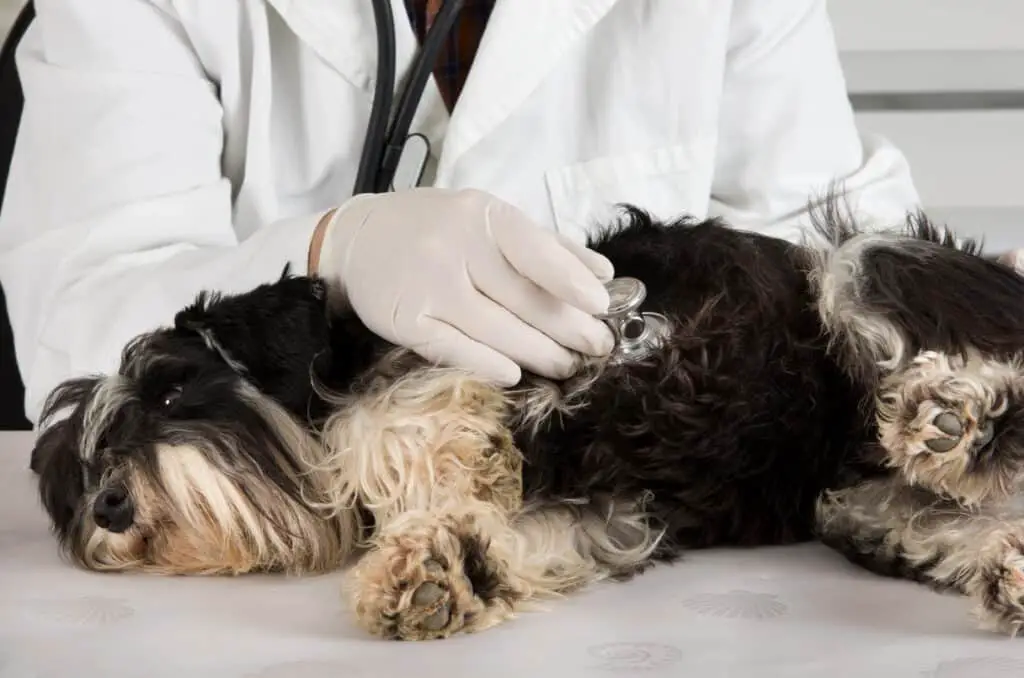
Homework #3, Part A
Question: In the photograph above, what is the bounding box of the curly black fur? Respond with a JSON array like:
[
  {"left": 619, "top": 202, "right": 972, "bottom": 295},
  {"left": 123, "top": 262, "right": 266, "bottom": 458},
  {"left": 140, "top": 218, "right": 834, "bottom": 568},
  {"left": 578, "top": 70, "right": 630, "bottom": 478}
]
[{"left": 513, "top": 208, "right": 876, "bottom": 554}]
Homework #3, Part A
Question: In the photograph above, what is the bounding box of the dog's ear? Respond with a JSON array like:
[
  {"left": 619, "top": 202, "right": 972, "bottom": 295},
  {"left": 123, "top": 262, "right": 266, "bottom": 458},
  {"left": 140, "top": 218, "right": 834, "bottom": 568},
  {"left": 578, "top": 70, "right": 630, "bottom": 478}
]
[
  {"left": 30, "top": 377, "right": 98, "bottom": 474},
  {"left": 32, "top": 417, "right": 87, "bottom": 531},
  {"left": 174, "top": 291, "right": 249, "bottom": 375},
  {"left": 31, "top": 378, "right": 97, "bottom": 536},
  {"left": 310, "top": 276, "right": 328, "bottom": 302},
  {"left": 172, "top": 278, "right": 330, "bottom": 370},
  {"left": 171, "top": 276, "right": 334, "bottom": 413},
  {"left": 30, "top": 418, "right": 74, "bottom": 475}
]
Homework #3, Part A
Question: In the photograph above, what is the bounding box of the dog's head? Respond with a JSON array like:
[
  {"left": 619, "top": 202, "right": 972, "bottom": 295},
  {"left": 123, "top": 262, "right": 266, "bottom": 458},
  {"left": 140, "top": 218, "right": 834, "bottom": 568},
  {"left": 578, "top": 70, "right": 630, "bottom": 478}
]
[{"left": 31, "top": 273, "right": 358, "bottom": 575}]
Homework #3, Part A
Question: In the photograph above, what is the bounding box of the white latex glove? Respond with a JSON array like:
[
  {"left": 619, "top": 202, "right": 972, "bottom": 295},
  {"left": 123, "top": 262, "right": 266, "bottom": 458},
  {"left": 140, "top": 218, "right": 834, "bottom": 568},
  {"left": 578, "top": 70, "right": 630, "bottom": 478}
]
[
  {"left": 999, "top": 249, "right": 1024, "bottom": 274},
  {"left": 314, "top": 188, "right": 616, "bottom": 385}
]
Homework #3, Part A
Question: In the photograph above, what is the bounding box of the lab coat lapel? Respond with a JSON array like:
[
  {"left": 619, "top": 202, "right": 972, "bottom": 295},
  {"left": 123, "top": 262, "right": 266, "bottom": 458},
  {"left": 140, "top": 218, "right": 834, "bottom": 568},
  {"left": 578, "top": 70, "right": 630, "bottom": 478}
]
[
  {"left": 435, "top": 0, "right": 621, "bottom": 183},
  {"left": 267, "top": 0, "right": 403, "bottom": 92},
  {"left": 268, "top": 0, "right": 451, "bottom": 184}
]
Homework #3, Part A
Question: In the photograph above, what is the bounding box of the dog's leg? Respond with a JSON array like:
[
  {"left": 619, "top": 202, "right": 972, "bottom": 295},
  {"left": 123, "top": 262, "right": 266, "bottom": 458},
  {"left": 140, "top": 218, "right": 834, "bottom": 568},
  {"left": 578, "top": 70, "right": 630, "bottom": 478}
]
[
  {"left": 320, "top": 360, "right": 659, "bottom": 639},
  {"left": 344, "top": 501, "right": 521, "bottom": 640},
  {"left": 874, "top": 350, "right": 1024, "bottom": 505},
  {"left": 345, "top": 497, "right": 661, "bottom": 640},
  {"left": 812, "top": 228, "right": 1024, "bottom": 502},
  {"left": 816, "top": 476, "right": 1024, "bottom": 635},
  {"left": 811, "top": 222, "right": 1024, "bottom": 388},
  {"left": 812, "top": 232, "right": 914, "bottom": 385},
  {"left": 318, "top": 361, "right": 524, "bottom": 522}
]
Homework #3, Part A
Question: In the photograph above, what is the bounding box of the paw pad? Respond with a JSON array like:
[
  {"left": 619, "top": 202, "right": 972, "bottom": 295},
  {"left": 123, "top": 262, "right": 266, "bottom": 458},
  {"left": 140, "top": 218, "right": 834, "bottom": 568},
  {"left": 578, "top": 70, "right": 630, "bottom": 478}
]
[
  {"left": 933, "top": 412, "right": 963, "bottom": 437},
  {"left": 410, "top": 561, "right": 451, "bottom": 632},
  {"left": 926, "top": 412, "right": 964, "bottom": 452},
  {"left": 412, "top": 582, "right": 444, "bottom": 606},
  {"left": 925, "top": 412, "right": 995, "bottom": 453}
]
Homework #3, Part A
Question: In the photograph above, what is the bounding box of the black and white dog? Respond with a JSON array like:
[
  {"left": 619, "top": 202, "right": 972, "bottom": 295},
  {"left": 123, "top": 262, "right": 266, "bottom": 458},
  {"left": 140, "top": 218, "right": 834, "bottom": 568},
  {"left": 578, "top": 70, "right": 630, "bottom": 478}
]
[{"left": 30, "top": 198, "right": 1024, "bottom": 640}]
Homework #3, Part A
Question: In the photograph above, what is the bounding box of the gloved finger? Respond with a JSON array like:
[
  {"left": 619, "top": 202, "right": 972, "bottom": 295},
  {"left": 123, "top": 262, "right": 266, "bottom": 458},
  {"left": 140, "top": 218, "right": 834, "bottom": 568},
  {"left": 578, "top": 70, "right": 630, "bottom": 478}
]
[
  {"left": 435, "top": 289, "right": 581, "bottom": 380},
  {"left": 469, "top": 251, "right": 615, "bottom": 358},
  {"left": 554, "top": 233, "right": 615, "bottom": 283},
  {"left": 484, "top": 201, "right": 611, "bottom": 316},
  {"left": 410, "top": 316, "right": 523, "bottom": 386},
  {"left": 998, "top": 249, "right": 1024, "bottom": 273}
]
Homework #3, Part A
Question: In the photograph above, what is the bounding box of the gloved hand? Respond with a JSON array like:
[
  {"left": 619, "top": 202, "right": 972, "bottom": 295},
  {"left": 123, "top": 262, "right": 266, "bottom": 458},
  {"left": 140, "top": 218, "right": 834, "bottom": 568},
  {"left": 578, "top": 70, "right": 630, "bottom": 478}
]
[
  {"left": 999, "top": 249, "right": 1024, "bottom": 273},
  {"left": 311, "top": 188, "right": 616, "bottom": 385}
]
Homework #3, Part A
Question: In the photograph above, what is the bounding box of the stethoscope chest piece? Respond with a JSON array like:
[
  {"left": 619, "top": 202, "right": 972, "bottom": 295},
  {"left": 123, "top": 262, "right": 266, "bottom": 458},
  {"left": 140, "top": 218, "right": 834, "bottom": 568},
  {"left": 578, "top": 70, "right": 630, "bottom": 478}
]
[{"left": 598, "top": 277, "right": 672, "bottom": 365}]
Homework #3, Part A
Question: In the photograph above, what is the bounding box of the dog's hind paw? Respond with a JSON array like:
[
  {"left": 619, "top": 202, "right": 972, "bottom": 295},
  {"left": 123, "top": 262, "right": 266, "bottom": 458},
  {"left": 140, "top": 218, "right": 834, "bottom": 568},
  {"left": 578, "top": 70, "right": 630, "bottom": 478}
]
[
  {"left": 346, "top": 510, "right": 517, "bottom": 641},
  {"left": 874, "top": 350, "right": 1020, "bottom": 503},
  {"left": 973, "top": 532, "right": 1024, "bottom": 637},
  {"left": 912, "top": 406, "right": 996, "bottom": 457}
]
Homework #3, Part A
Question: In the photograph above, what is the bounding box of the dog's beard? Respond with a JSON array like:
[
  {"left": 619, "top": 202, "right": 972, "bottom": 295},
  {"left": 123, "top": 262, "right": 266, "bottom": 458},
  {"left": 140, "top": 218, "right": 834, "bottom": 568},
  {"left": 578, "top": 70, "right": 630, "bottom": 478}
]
[{"left": 67, "top": 386, "right": 360, "bottom": 576}]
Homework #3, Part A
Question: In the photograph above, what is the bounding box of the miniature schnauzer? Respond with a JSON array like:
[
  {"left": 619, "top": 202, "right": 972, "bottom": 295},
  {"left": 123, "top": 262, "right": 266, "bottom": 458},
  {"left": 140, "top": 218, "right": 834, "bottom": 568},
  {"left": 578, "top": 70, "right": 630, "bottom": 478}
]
[{"left": 30, "top": 197, "right": 1024, "bottom": 640}]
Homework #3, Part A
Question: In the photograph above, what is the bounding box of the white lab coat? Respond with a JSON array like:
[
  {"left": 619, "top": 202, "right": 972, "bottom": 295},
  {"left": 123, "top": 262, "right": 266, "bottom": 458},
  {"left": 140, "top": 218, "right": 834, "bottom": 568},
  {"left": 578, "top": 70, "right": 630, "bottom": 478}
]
[{"left": 0, "top": 0, "right": 919, "bottom": 424}]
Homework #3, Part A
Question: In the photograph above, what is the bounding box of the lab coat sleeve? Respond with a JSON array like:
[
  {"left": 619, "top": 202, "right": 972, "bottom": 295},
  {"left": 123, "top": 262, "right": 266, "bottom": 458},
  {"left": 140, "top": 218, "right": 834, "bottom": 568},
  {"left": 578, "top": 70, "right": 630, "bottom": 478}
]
[
  {"left": 0, "top": 0, "right": 324, "bottom": 425},
  {"left": 709, "top": 0, "right": 922, "bottom": 242}
]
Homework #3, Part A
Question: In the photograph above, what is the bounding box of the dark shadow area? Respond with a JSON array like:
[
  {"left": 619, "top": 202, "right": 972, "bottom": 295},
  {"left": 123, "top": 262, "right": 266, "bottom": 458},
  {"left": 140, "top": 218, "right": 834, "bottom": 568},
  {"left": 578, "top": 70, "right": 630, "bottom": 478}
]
[{"left": 1, "top": 2, "right": 36, "bottom": 430}]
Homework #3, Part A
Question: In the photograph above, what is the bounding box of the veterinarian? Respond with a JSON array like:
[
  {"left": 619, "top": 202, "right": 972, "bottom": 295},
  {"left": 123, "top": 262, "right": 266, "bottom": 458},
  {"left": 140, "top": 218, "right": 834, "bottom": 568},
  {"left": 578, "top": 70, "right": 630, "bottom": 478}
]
[{"left": 0, "top": 0, "right": 922, "bottom": 425}]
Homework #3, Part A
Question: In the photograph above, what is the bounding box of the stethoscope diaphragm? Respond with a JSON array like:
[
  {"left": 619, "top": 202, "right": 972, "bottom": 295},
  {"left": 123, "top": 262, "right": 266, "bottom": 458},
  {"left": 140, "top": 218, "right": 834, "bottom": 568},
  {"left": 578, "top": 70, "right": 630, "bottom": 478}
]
[{"left": 598, "top": 277, "right": 672, "bottom": 365}]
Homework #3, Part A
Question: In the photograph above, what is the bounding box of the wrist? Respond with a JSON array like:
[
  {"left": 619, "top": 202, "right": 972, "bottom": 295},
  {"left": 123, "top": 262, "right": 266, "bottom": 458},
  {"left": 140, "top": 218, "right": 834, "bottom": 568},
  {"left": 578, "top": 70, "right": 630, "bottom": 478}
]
[
  {"left": 308, "top": 193, "right": 382, "bottom": 277},
  {"left": 307, "top": 207, "right": 338, "bottom": 276}
]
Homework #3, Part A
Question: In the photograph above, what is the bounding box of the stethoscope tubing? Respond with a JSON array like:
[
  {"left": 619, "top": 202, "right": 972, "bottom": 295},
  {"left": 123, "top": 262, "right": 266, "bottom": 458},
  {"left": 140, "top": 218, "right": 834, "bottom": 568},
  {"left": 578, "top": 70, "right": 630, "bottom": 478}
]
[
  {"left": 355, "top": 0, "right": 466, "bottom": 195},
  {"left": 353, "top": 0, "right": 397, "bottom": 195}
]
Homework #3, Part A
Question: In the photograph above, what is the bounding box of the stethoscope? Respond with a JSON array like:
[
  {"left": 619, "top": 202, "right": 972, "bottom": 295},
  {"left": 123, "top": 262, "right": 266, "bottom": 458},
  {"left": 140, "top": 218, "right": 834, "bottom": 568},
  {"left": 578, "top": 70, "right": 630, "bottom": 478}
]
[
  {"left": 598, "top": 278, "right": 672, "bottom": 365},
  {"left": 353, "top": 0, "right": 466, "bottom": 195},
  {"left": 357, "top": 0, "right": 671, "bottom": 362}
]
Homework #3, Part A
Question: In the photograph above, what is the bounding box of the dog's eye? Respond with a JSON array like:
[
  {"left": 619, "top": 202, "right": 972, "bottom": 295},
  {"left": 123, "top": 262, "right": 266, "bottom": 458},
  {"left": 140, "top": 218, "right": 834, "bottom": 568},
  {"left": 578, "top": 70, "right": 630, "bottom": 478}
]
[{"left": 161, "top": 386, "right": 183, "bottom": 408}]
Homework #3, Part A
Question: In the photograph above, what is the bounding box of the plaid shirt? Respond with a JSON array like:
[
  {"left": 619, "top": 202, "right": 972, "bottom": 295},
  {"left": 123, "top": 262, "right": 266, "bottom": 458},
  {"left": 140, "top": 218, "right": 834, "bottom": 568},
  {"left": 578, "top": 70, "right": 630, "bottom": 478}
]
[{"left": 404, "top": 0, "right": 497, "bottom": 111}]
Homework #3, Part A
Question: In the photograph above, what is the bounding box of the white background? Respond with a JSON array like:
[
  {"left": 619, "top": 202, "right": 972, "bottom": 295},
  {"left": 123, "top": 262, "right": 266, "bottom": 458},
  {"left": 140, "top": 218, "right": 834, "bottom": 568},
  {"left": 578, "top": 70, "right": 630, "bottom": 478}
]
[{"left": 2, "top": 0, "right": 1022, "bottom": 250}]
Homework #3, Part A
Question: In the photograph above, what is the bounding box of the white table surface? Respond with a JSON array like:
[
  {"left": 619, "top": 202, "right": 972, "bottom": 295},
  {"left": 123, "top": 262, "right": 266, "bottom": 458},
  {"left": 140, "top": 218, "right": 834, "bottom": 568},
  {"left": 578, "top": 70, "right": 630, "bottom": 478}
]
[{"left": 2, "top": 431, "right": 1024, "bottom": 677}]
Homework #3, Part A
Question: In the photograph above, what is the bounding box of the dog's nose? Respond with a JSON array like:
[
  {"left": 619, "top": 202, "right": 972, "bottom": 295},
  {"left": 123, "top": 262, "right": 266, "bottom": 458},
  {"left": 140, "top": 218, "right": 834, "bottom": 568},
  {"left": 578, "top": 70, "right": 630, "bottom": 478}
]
[{"left": 93, "top": 487, "right": 134, "bottom": 533}]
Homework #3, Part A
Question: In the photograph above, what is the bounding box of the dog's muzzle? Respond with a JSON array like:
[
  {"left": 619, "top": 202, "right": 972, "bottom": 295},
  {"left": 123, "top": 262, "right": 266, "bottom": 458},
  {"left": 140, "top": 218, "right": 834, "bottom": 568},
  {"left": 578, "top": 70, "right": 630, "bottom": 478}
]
[
  {"left": 598, "top": 277, "right": 671, "bottom": 365},
  {"left": 93, "top": 486, "right": 135, "bottom": 533}
]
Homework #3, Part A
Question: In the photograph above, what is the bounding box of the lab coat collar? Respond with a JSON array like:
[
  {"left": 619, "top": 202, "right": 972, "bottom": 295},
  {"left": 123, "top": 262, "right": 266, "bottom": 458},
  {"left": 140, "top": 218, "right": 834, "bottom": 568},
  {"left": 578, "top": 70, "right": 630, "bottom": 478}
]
[
  {"left": 267, "top": 0, "right": 622, "bottom": 181},
  {"left": 266, "top": 0, "right": 397, "bottom": 91},
  {"left": 436, "top": 0, "right": 621, "bottom": 181}
]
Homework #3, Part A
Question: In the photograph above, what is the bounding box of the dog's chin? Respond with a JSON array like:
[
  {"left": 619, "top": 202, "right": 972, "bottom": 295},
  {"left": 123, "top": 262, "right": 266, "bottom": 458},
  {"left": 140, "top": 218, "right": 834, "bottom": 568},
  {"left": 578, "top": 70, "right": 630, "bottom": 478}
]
[
  {"left": 71, "top": 514, "right": 351, "bottom": 577},
  {"left": 74, "top": 525, "right": 149, "bottom": 573},
  {"left": 72, "top": 521, "right": 335, "bottom": 576},
  {"left": 67, "top": 443, "right": 356, "bottom": 576}
]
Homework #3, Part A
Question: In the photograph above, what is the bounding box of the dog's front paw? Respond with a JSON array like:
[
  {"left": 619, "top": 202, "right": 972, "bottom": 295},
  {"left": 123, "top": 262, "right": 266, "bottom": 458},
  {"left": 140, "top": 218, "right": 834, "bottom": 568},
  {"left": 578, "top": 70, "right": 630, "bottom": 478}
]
[
  {"left": 875, "top": 351, "right": 1017, "bottom": 503},
  {"left": 973, "top": 533, "right": 1024, "bottom": 636},
  {"left": 346, "top": 511, "right": 515, "bottom": 640}
]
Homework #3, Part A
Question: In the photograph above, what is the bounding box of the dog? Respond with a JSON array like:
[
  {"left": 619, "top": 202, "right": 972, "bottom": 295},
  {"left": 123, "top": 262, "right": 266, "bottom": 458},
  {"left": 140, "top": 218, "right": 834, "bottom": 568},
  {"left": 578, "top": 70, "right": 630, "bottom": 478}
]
[{"left": 29, "top": 197, "right": 1024, "bottom": 640}]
